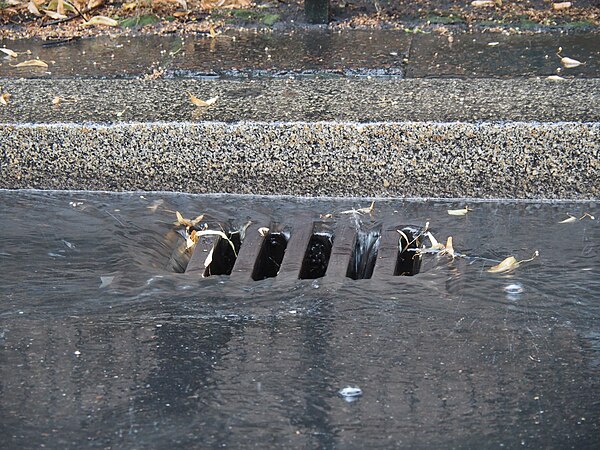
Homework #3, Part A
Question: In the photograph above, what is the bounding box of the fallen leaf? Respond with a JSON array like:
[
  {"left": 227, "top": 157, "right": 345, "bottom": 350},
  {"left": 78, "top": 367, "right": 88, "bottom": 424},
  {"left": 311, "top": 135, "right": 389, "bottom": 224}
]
[
  {"left": 175, "top": 211, "right": 205, "bottom": 227},
  {"left": 448, "top": 207, "right": 471, "bottom": 216},
  {"left": 28, "top": 0, "right": 42, "bottom": 16},
  {"left": 0, "top": 48, "right": 19, "bottom": 58},
  {"left": 0, "top": 92, "right": 11, "bottom": 106},
  {"left": 122, "top": 1, "right": 137, "bottom": 11},
  {"left": 487, "top": 256, "right": 519, "bottom": 273},
  {"left": 579, "top": 212, "right": 595, "bottom": 220},
  {"left": 13, "top": 59, "right": 49, "bottom": 68},
  {"left": 471, "top": 0, "right": 496, "bottom": 7},
  {"left": 559, "top": 214, "right": 577, "bottom": 223},
  {"left": 341, "top": 201, "right": 375, "bottom": 215},
  {"left": 258, "top": 227, "right": 270, "bottom": 237},
  {"left": 83, "top": 16, "right": 119, "bottom": 27},
  {"left": 187, "top": 91, "right": 218, "bottom": 107},
  {"left": 440, "top": 236, "right": 455, "bottom": 258},
  {"left": 547, "top": 75, "right": 565, "bottom": 81},
  {"left": 52, "top": 96, "right": 62, "bottom": 105},
  {"left": 425, "top": 231, "right": 445, "bottom": 251},
  {"left": 487, "top": 42, "right": 499, "bottom": 47},
  {"left": 487, "top": 251, "right": 539, "bottom": 274},
  {"left": 560, "top": 56, "right": 583, "bottom": 68},
  {"left": 552, "top": 2, "right": 571, "bottom": 10},
  {"left": 43, "top": 9, "right": 68, "bottom": 19},
  {"left": 88, "top": 0, "right": 105, "bottom": 9},
  {"left": 319, "top": 213, "right": 333, "bottom": 219},
  {"left": 357, "top": 201, "right": 375, "bottom": 215},
  {"left": 557, "top": 47, "right": 584, "bottom": 68}
]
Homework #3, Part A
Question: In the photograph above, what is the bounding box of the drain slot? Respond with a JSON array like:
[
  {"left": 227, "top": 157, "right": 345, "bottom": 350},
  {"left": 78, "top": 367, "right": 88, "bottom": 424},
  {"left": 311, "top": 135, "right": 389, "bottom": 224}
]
[
  {"left": 395, "top": 226, "right": 423, "bottom": 276},
  {"left": 204, "top": 232, "right": 242, "bottom": 277},
  {"left": 346, "top": 226, "right": 381, "bottom": 280},
  {"left": 299, "top": 225, "right": 334, "bottom": 280},
  {"left": 252, "top": 231, "right": 289, "bottom": 281}
]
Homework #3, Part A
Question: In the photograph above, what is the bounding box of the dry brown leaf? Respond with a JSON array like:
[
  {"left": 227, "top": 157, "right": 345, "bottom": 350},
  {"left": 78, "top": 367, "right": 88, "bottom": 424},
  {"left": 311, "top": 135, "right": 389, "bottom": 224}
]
[
  {"left": 28, "top": 0, "right": 42, "bottom": 16},
  {"left": 0, "top": 92, "right": 11, "bottom": 106},
  {"left": 57, "top": 0, "right": 65, "bottom": 15},
  {"left": 122, "top": 1, "right": 137, "bottom": 11},
  {"left": 187, "top": 91, "right": 218, "bottom": 107},
  {"left": 88, "top": 0, "right": 105, "bottom": 9},
  {"left": 13, "top": 59, "right": 49, "bottom": 68},
  {"left": 258, "top": 227, "right": 270, "bottom": 237},
  {"left": 552, "top": 2, "right": 571, "bottom": 10},
  {"left": 175, "top": 211, "right": 205, "bottom": 227},
  {"left": 52, "top": 96, "right": 62, "bottom": 105},
  {"left": 559, "top": 214, "right": 577, "bottom": 223},
  {"left": 425, "top": 231, "right": 445, "bottom": 251},
  {"left": 83, "top": 16, "right": 119, "bottom": 27},
  {"left": 357, "top": 201, "right": 375, "bottom": 215},
  {"left": 319, "top": 213, "right": 333, "bottom": 219},
  {"left": 547, "top": 75, "right": 566, "bottom": 81},
  {"left": 440, "top": 236, "right": 455, "bottom": 258},
  {"left": 471, "top": 0, "right": 496, "bottom": 7},
  {"left": 43, "top": 9, "right": 68, "bottom": 19},
  {"left": 560, "top": 56, "right": 584, "bottom": 68},
  {"left": 557, "top": 47, "right": 584, "bottom": 68},
  {"left": 487, "top": 251, "right": 539, "bottom": 274},
  {"left": 488, "top": 256, "right": 519, "bottom": 273},
  {"left": 200, "top": 0, "right": 251, "bottom": 10},
  {"left": 448, "top": 207, "right": 471, "bottom": 216},
  {"left": 0, "top": 48, "right": 19, "bottom": 58}
]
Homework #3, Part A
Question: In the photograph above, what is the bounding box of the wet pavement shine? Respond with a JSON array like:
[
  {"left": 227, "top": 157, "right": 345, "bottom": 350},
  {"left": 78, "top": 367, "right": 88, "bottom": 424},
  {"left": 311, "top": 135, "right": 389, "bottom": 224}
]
[{"left": 0, "top": 190, "right": 599, "bottom": 449}]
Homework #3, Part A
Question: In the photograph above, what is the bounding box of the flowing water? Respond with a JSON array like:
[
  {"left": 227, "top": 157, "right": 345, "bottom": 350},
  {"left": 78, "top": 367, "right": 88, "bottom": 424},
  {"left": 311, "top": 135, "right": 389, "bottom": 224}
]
[{"left": 0, "top": 190, "right": 599, "bottom": 448}]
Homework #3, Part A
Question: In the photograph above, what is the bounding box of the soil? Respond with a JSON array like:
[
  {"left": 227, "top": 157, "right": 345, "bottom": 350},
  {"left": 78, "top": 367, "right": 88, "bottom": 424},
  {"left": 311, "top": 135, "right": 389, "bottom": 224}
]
[{"left": 0, "top": 0, "right": 598, "bottom": 39}]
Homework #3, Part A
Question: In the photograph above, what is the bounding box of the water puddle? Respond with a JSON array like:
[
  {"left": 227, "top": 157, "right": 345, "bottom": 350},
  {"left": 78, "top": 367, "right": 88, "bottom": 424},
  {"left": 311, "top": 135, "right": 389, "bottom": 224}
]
[{"left": 0, "top": 190, "right": 598, "bottom": 447}]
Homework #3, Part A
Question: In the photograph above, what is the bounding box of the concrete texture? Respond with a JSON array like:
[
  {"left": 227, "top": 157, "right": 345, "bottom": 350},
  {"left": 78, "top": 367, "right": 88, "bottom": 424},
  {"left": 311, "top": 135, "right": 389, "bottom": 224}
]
[
  {"left": 1, "top": 78, "right": 599, "bottom": 123},
  {"left": 2, "top": 121, "right": 599, "bottom": 198}
]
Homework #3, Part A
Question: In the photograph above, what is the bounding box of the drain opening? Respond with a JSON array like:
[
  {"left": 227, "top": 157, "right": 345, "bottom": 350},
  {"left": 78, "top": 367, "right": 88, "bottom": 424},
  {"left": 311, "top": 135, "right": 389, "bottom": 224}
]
[
  {"left": 299, "top": 225, "right": 334, "bottom": 280},
  {"left": 252, "top": 231, "right": 289, "bottom": 281},
  {"left": 204, "top": 231, "right": 243, "bottom": 277},
  {"left": 346, "top": 226, "right": 382, "bottom": 280},
  {"left": 395, "top": 226, "right": 423, "bottom": 276}
]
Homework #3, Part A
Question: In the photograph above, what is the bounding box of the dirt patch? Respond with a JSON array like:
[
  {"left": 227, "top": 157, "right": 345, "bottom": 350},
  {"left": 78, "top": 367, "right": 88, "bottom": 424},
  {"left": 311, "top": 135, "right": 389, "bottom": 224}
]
[{"left": 0, "top": 0, "right": 598, "bottom": 39}]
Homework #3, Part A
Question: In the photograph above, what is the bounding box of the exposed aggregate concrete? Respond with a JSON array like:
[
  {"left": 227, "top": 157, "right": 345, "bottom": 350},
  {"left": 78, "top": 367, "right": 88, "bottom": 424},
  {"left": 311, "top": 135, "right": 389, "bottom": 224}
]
[{"left": 2, "top": 122, "right": 599, "bottom": 199}]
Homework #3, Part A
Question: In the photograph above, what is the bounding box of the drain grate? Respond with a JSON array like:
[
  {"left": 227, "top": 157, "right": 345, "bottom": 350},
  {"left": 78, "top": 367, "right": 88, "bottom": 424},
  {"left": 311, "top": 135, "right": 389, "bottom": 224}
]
[{"left": 168, "top": 219, "right": 423, "bottom": 280}]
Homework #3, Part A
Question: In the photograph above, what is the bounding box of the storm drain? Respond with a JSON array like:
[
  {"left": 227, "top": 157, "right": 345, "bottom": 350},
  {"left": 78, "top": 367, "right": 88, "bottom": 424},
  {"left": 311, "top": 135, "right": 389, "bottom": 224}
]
[{"left": 168, "top": 220, "right": 423, "bottom": 280}]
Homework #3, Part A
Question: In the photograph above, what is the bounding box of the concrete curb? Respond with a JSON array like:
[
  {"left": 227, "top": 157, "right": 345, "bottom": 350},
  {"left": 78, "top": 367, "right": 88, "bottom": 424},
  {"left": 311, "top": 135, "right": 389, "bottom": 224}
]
[{"left": 2, "top": 121, "right": 598, "bottom": 198}]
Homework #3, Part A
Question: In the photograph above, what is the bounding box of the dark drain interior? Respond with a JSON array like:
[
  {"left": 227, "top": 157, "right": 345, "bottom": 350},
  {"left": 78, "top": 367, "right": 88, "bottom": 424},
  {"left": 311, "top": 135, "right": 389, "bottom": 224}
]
[
  {"left": 204, "top": 232, "right": 242, "bottom": 277},
  {"left": 168, "top": 216, "right": 425, "bottom": 280},
  {"left": 299, "top": 227, "right": 334, "bottom": 279},
  {"left": 346, "top": 226, "right": 382, "bottom": 280},
  {"left": 395, "top": 226, "right": 422, "bottom": 276},
  {"left": 252, "top": 232, "right": 289, "bottom": 281}
]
